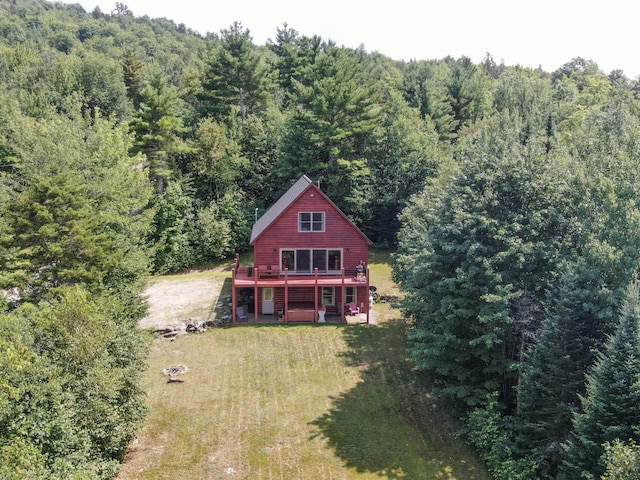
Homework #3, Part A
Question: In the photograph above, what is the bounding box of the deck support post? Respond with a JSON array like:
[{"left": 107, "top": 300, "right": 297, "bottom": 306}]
[
  {"left": 341, "top": 267, "right": 346, "bottom": 323},
  {"left": 314, "top": 267, "right": 319, "bottom": 323}
]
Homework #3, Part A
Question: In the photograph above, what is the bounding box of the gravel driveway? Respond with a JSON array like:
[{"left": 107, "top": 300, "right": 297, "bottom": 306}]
[{"left": 139, "top": 273, "right": 228, "bottom": 330}]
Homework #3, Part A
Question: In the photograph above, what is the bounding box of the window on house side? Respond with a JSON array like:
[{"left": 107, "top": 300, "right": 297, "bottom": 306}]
[
  {"left": 346, "top": 286, "right": 355, "bottom": 304},
  {"left": 322, "top": 287, "right": 335, "bottom": 306},
  {"left": 299, "top": 212, "right": 325, "bottom": 232},
  {"left": 280, "top": 249, "right": 342, "bottom": 273}
]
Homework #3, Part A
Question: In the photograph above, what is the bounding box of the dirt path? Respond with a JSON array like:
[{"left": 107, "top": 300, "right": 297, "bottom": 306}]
[{"left": 139, "top": 273, "right": 229, "bottom": 329}]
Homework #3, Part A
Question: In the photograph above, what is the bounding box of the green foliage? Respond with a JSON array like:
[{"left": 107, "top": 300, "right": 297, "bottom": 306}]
[
  {"left": 5, "top": 2, "right": 640, "bottom": 476},
  {"left": 467, "top": 392, "right": 538, "bottom": 480},
  {"left": 150, "top": 178, "right": 198, "bottom": 273},
  {"left": 236, "top": 107, "right": 286, "bottom": 207},
  {"left": 365, "top": 87, "right": 443, "bottom": 243},
  {"left": 198, "top": 22, "right": 271, "bottom": 130},
  {"left": 195, "top": 201, "right": 232, "bottom": 260},
  {"left": 121, "top": 50, "right": 145, "bottom": 108},
  {"left": 78, "top": 51, "right": 130, "bottom": 120},
  {"left": 129, "top": 72, "right": 189, "bottom": 195},
  {"left": 216, "top": 190, "right": 252, "bottom": 255},
  {"left": 31, "top": 287, "right": 149, "bottom": 462},
  {"left": 274, "top": 46, "right": 383, "bottom": 226},
  {"left": 402, "top": 60, "right": 459, "bottom": 141},
  {"left": 402, "top": 57, "right": 494, "bottom": 141},
  {"left": 492, "top": 66, "right": 553, "bottom": 144},
  {"left": 0, "top": 105, "right": 153, "bottom": 308},
  {"left": 0, "top": 167, "right": 117, "bottom": 303},
  {"left": 560, "top": 281, "right": 640, "bottom": 480},
  {"left": 325, "top": 158, "right": 372, "bottom": 229},
  {"left": 0, "top": 289, "right": 149, "bottom": 479},
  {"left": 150, "top": 178, "right": 247, "bottom": 272},
  {"left": 602, "top": 439, "right": 640, "bottom": 480},
  {"left": 0, "top": 437, "right": 49, "bottom": 480},
  {"left": 515, "top": 261, "right": 600, "bottom": 478},
  {"left": 187, "top": 116, "right": 246, "bottom": 201},
  {"left": 397, "top": 112, "right": 575, "bottom": 410}
]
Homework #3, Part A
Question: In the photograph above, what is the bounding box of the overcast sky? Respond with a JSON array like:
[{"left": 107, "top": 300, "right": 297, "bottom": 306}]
[{"left": 58, "top": 0, "right": 640, "bottom": 79}]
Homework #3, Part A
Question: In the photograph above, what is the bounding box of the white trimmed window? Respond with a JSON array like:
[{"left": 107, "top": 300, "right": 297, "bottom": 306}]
[
  {"left": 322, "top": 287, "right": 335, "bottom": 306},
  {"left": 299, "top": 212, "right": 325, "bottom": 232},
  {"left": 280, "top": 249, "right": 342, "bottom": 273},
  {"left": 345, "top": 286, "right": 356, "bottom": 304}
]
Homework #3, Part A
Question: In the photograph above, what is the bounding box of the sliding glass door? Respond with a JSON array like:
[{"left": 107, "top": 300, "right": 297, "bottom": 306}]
[{"left": 280, "top": 249, "right": 343, "bottom": 273}]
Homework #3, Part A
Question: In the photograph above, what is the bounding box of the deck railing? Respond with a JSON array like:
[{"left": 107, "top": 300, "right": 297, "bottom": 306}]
[
  {"left": 234, "top": 265, "right": 366, "bottom": 281},
  {"left": 232, "top": 254, "right": 368, "bottom": 282}
]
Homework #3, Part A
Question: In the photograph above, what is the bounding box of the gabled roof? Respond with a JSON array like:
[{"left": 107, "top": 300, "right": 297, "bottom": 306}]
[{"left": 249, "top": 175, "right": 371, "bottom": 245}]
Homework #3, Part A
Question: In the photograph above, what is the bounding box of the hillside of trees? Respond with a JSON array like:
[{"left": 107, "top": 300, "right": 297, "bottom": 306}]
[{"left": 2, "top": 0, "right": 640, "bottom": 478}]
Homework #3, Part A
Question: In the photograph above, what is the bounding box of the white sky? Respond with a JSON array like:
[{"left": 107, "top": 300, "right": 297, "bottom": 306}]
[{"left": 58, "top": 0, "right": 640, "bottom": 79}]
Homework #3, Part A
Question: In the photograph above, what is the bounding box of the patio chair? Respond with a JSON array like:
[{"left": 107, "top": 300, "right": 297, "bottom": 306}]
[
  {"left": 347, "top": 302, "right": 360, "bottom": 315},
  {"left": 236, "top": 306, "right": 248, "bottom": 321}
]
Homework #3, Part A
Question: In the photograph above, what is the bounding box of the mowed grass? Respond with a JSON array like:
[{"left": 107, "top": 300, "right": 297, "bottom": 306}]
[{"left": 116, "top": 252, "right": 490, "bottom": 480}]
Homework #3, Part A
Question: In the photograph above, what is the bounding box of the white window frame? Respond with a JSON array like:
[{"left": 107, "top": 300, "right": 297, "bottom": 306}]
[
  {"left": 345, "top": 286, "right": 356, "bottom": 304},
  {"left": 322, "top": 287, "right": 335, "bottom": 306},
  {"left": 280, "top": 248, "right": 342, "bottom": 274},
  {"left": 299, "top": 212, "right": 325, "bottom": 232}
]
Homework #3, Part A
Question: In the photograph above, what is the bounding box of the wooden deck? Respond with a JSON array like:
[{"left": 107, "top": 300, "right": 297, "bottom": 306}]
[
  {"left": 231, "top": 258, "right": 371, "bottom": 325},
  {"left": 232, "top": 265, "right": 368, "bottom": 288}
]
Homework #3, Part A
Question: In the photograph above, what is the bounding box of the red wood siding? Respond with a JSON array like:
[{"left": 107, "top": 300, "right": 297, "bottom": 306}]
[{"left": 253, "top": 187, "right": 369, "bottom": 268}]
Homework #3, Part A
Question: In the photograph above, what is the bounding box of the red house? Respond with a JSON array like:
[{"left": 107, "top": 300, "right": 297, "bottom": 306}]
[{"left": 231, "top": 175, "right": 372, "bottom": 324}]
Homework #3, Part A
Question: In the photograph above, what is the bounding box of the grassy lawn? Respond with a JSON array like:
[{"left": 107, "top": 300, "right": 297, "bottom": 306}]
[{"left": 116, "top": 251, "right": 489, "bottom": 480}]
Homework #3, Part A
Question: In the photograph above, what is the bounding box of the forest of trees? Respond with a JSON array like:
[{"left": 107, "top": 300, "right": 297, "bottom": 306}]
[{"left": 1, "top": 0, "right": 640, "bottom": 478}]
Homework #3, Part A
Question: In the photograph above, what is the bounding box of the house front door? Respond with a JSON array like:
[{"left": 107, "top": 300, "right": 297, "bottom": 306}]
[{"left": 262, "top": 288, "right": 274, "bottom": 315}]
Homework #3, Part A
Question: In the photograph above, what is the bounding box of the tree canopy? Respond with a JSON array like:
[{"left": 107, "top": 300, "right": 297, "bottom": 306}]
[{"left": 3, "top": 0, "right": 640, "bottom": 477}]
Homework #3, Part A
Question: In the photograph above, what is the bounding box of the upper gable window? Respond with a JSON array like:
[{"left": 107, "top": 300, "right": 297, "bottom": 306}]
[{"left": 299, "top": 212, "right": 325, "bottom": 232}]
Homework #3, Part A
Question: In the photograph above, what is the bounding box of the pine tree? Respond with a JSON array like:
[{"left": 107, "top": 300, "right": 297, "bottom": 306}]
[
  {"left": 560, "top": 281, "right": 640, "bottom": 479},
  {"left": 515, "top": 262, "right": 596, "bottom": 478},
  {"left": 398, "top": 113, "right": 575, "bottom": 410},
  {"left": 129, "top": 72, "right": 187, "bottom": 195},
  {"left": 121, "top": 50, "right": 145, "bottom": 109},
  {"left": 198, "top": 22, "right": 270, "bottom": 132},
  {"left": 0, "top": 168, "right": 116, "bottom": 304}
]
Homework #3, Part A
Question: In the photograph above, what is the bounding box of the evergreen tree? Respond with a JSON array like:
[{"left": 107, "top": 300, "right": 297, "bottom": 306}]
[
  {"left": 121, "top": 50, "right": 145, "bottom": 109},
  {"left": 275, "top": 47, "right": 381, "bottom": 219},
  {"left": 444, "top": 56, "right": 494, "bottom": 131},
  {"left": 267, "top": 24, "right": 323, "bottom": 106},
  {"left": 198, "top": 22, "right": 270, "bottom": 132},
  {"left": 515, "top": 261, "right": 597, "bottom": 478},
  {"left": 402, "top": 60, "right": 458, "bottom": 141},
  {"left": 0, "top": 168, "right": 116, "bottom": 304},
  {"left": 236, "top": 107, "right": 286, "bottom": 207},
  {"left": 397, "top": 112, "right": 575, "bottom": 410},
  {"left": 560, "top": 282, "right": 640, "bottom": 479},
  {"left": 492, "top": 66, "right": 553, "bottom": 146},
  {"left": 365, "top": 88, "right": 443, "bottom": 244},
  {"left": 0, "top": 105, "right": 153, "bottom": 316},
  {"left": 129, "top": 72, "right": 187, "bottom": 195}
]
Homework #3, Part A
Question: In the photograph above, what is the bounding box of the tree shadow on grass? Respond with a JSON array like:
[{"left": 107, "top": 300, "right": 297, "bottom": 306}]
[
  {"left": 206, "top": 277, "right": 232, "bottom": 323},
  {"left": 310, "top": 320, "right": 489, "bottom": 479}
]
